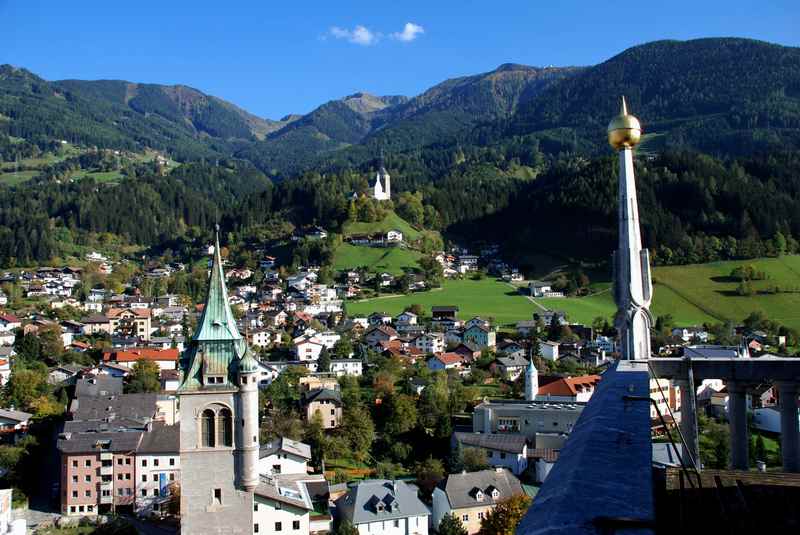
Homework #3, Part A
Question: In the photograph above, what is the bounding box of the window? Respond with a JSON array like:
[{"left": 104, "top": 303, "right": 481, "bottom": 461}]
[
  {"left": 79, "top": 506, "right": 84, "bottom": 513},
  {"left": 478, "top": 512, "right": 484, "bottom": 520},
  {"left": 170, "top": 473, "right": 175, "bottom": 481},
  {"left": 500, "top": 452, "right": 506, "bottom": 460},
  {"left": 153, "top": 475, "right": 158, "bottom": 482},
  {"left": 70, "top": 506, "right": 76, "bottom": 513},
  {"left": 72, "top": 476, "right": 78, "bottom": 483},
  {"left": 254, "top": 524, "right": 259, "bottom": 533},
  {"left": 202, "top": 409, "right": 216, "bottom": 447},
  {"left": 141, "top": 490, "right": 147, "bottom": 497},
  {"left": 88, "top": 505, "right": 94, "bottom": 512},
  {"left": 127, "top": 488, "right": 132, "bottom": 496},
  {"left": 117, "top": 474, "right": 122, "bottom": 481},
  {"left": 118, "top": 489, "right": 124, "bottom": 496},
  {"left": 142, "top": 460, "right": 148, "bottom": 467},
  {"left": 85, "top": 460, "right": 91, "bottom": 467},
  {"left": 125, "top": 458, "right": 131, "bottom": 465},
  {"left": 275, "top": 502, "right": 281, "bottom": 510},
  {"left": 254, "top": 503, "right": 258, "bottom": 512},
  {"left": 142, "top": 475, "right": 146, "bottom": 482},
  {"left": 219, "top": 408, "right": 233, "bottom": 447},
  {"left": 117, "top": 458, "right": 122, "bottom": 465},
  {"left": 86, "top": 490, "right": 92, "bottom": 497},
  {"left": 393, "top": 520, "right": 399, "bottom": 528},
  {"left": 126, "top": 473, "right": 131, "bottom": 480},
  {"left": 153, "top": 489, "right": 159, "bottom": 497},
  {"left": 275, "top": 522, "right": 282, "bottom": 532},
  {"left": 72, "top": 491, "right": 78, "bottom": 498},
  {"left": 330, "top": 409, "right": 335, "bottom": 415},
  {"left": 214, "top": 488, "right": 222, "bottom": 505},
  {"left": 72, "top": 460, "right": 78, "bottom": 468},
  {"left": 169, "top": 458, "right": 175, "bottom": 466},
  {"left": 154, "top": 459, "right": 159, "bottom": 467},
  {"left": 462, "top": 514, "right": 469, "bottom": 521}
]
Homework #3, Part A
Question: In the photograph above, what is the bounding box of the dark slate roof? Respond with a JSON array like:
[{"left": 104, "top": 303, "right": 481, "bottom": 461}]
[
  {"left": 260, "top": 436, "right": 312, "bottom": 461},
  {"left": 75, "top": 375, "right": 124, "bottom": 398},
  {"left": 58, "top": 430, "right": 144, "bottom": 454},
  {"left": 71, "top": 393, "right": 157, "bottom": 422},
  {"left": 64, "top": 418, "right": 149, "bottom": 434},
  {"left": 335, "top": 480, "right": 430, "bottom": 525},
  {"left": 137, "top": 423, "right": 179, "bottom": 454},
  {"left": 453, "top": 432, "right": 527, "bottom": 454},
  {"left": 302, "top": 388, "right": 342, "bottom": 405},
  {"left": 440, "top": 469, "right": 524, "bottom": 510}
]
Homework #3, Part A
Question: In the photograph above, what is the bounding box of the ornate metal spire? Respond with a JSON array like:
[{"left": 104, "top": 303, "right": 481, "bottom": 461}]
[{"left": 609, "top": 97, "right": 653, "bottom": 360}]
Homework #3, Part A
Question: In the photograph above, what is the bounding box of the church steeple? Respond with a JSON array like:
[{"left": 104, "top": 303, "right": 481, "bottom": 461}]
[
  {"left": 178, "top": 226, "right": 248, "bottom": 391},
  {"left": 609, "top": 97, "right": 653, "bottom": 360}
]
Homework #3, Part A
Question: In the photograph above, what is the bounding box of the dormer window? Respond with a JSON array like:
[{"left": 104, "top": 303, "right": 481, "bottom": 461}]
[
  {"left": 206, "top": 375, "right": 224, "bottom": 385},
  {"left": 475, "top": 490, "right": 484, "bottom": 501},
  {"left": 491, "top": 489, "right": 500, "bottom": 499}
]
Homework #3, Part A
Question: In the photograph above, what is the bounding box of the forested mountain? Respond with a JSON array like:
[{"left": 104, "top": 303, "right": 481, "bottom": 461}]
[{"left": 511, "top": 38, "right": 800, "bottom": 155}]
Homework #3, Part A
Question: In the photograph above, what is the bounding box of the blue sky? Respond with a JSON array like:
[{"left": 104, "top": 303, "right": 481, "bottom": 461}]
[{"left": 1, "top": 0, "right": 798, "bottom": 119}]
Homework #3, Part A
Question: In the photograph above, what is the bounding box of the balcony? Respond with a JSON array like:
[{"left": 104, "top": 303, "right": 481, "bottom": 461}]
[
  {"left": 99, "top": 452, "right": 113, "bottom": 461},
  {"left": 99, "top": 464, "right": 113, "bottom": 476}
]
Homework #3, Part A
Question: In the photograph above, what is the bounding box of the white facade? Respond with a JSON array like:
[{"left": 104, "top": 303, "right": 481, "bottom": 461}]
[
  {"left": 253, "top": 496, "right": 309, "bottom": 535},
  {"left": 294, "top": 339, "right": 323, "bottom": 361},
  {"left": 414, "top": 333, "right": 444, "bottom": 355},
  {"left": 540, "top": 341, "right": 559, "bottom": 361},
  {"left": 258, "top": 453, "right": 308, "bottom": 477},
  {"left": 135, "top": 453, "right": 180, "bottom": 515},
  {"left": 330, "top": 359, "right": 363, "bottom": 377},
  {"left": 355, "top": 515, "right": 428, "bottom": 535}
]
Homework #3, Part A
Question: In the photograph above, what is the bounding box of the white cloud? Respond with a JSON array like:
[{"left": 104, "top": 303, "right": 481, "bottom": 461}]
[
  {"left": 328, "top": 25, "right": 379, "bottom": 46},
  {"left": 391, "top": 22, "right": 424, "bottom": 42}
]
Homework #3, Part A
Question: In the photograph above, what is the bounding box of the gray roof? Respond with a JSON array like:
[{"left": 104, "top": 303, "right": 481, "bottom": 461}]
[
  {"left": 260, "top": 436, "right": 312, "bottom": 461},
  {"left": 496, "top": 354, "right": 528, "bottom": 368},
  {"left": 75, "top": 375, "right": 123, "bottom": 398},
  {"left": 255, "top": 474, "right": 323, "bottom": 511},
  {"left": 0, "top": 408, "right": 33, "bottom": 423},
  {"left": 58, "top": 430, "right": 144, "bottom": 454},
  {"left": 335, "top": 479, "right": 430, "bottom": 525},
  {"left": 71, "top": 393, "right": 157, "bottom": 422},
  {"left": 439, "top": 469, "right": 524, "bottom": 510},
  {"left": 0, "top": 346, "right": 15, "bottom": 357},
  {"left": 137, "top": 423, "right": 179, "bottom": 454},
  {"left": 302, "top": 388, "right": 342, "bottom": 405},
  {"left": 453, "top": 432, "right": 527, "bottom": 454}
]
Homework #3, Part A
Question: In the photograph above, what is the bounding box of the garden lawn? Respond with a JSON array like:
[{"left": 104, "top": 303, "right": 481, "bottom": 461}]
[{"left": 341, "top": 210, "right": 421, "bottom": 240}]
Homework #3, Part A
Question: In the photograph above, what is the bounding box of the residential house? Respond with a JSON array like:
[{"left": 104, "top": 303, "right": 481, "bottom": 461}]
[
  {"left": 497, "top": 340, "right": 525, "bottom": 359},
  {"left": 395, "top": 311, "right": 418, "bottom": 326},
  {"left": 386, "top": 230, "right": 404, "bottom": 243},
  {"left": 335, "top": 479, "right": 430, "bottom": 535},
  {"left": 432, "top": 468, "right": 525, "bottom": 534},
  {"left": 414, "top": 333, "right": 445, "bottom": 355},
  {"left": 107, "top": 308, "right": 152, "bottom": 341},
  {"left": 431, "top": 306, "right": 460, "bottom": 329},
  {"left": 249, "top": 329, "right": 274, "bottom": 348},
  {"left": 295, "top": 337, "right": 324, "bottom": 362},
  {"left": 265, "top": 310, "right": 288, "bottom": 328},
  {"left": 427, "top": 353, "right": 466, "bottom": 372},
  {"left": 451, "top": 434, "right": 528, "bottom": 476},
  {"left": 258, "top": 437, "right": 311, "bottom": 476},
  {"left": 537, "top": 375, "right": 602, "bottom": 402},
  {"left": 464, "top": 317, "right": 490, "bottom": 330},
  {"left": 368, "top": 312, "right": 393, "bottom": 326},
  {"left": 0, "top": 408, "right": 32, "bottom": 443},
  {"left": 302, "top": 389, "right": 342, "bottom": 429},
  {"left": 330, "top": 359, "right": 363, "bottom": 377},
  {"left": 102, "top": 348, "right": 179, "bottom": 371},
  {"left": 0, "top": 313, "right": 20, "bottom": 333},
  {"left": 671, "top": 327, "right": 710, "bottom": 343},
  {"left": 540, "top": 341, "right": 559, "bottom": 361},
  {"left": 254, "top": 474, "right": 326, "bottom": 535},
  {"left": 463, "top": 325, "right": 496, "bottom": 350},
  {"left": 491, "top": 355, "right": 529, "bottom": 381},
  {"left": 364, "top": 325, "right": 398, "bottom": 348}
]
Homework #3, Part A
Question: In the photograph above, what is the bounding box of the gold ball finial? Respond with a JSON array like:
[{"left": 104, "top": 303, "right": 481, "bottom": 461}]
[{"left": 607, "top": 96, "right": 642, "bottom": 150}]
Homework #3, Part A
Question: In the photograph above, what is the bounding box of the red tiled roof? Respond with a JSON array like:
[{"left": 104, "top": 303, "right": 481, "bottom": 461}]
[
  {"left": 537, "top": 375, "right": 601, "bottom": 396},
  {"left": 0, "top": 313, "right": 20, "bottom": 323},
  {"left": 434, "top": 352, "right": 464, "bottom": 365},
  {"left": 103, "top": 348, "right": 179, "bottom": 363}
]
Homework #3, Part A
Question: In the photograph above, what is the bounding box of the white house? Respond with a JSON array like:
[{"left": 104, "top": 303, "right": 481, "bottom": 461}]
[
  {"left": 294, "top": 337, "right": 324, "bottom": 361},
  {"left": 540, "top": 341, "right": 560, "bottom": 361},
  {"left": 335, "top": 479, "right": 429, "bottom": 535},
  {"left": 330, "top": 359, "right": 363, "bottom": 377},
  {"left": 249, "top": 329, "right": 274, "bottom": 348},
  {"left": 452, "top": 433, "right": 528, "bottom": 476},
  {"left": 414, "top": 333, "right": 445, "bottom": 355},
  {"left": 253, "top": 474, "right": 325, "bottom": 535},
  {"left": 395, "top": 311, "right": 418, "bottom": 326},
  {"left": 258, "top": 437, "right": 311, "bottom": 476},
  {"left": 427, "top": 353, "right": 466, "bottom": 372}
]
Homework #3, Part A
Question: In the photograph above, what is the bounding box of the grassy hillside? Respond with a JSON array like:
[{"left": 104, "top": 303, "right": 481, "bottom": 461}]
[
  {"left": 333, "top": 244, "right": 421, "bottom": 276},
  {"left": 347, "top": 255, "right": 800, "bottom": 331},
  {"left": 341, "top": 211, "right": 422, "bottom": 240},
  {"left": 347, "top": 279, "right": 538, "bottom": 326}
]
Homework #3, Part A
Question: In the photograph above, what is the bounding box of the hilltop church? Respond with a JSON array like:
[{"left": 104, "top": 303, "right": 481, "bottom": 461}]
[{"left": 371, "top": 162, "right": 391, "bottom": 201}]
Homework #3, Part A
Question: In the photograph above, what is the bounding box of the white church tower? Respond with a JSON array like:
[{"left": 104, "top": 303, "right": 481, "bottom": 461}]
[
  {"left": 177, "top": 227, "right": 261, "bottom": 534},
  {"left": 371, "top": 154, "right": 391, "bottom": 201},
  {"left": 609, "top": 97, "right": 653, "bottom": 360},
  {"left": 524, "top": 356, "right": 538, "bottom": 401}
]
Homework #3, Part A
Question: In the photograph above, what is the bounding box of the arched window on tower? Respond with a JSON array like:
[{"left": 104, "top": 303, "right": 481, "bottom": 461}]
[
  {"left": 201, "top": 409, "right": 216, "bottom": 447},
  {"left": 219, "top": 408, "right": 233, "bottom": 447}
]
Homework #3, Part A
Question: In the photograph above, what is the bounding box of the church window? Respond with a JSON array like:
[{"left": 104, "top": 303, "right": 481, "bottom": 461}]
[
  {"left": 219, "top": 408, "right": 233, "bottom": 447},
  {"left": 202, "top": 409, "right": 216, "bottom": 447}
]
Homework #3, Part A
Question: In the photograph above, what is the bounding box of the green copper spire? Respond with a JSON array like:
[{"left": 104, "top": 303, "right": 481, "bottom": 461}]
[{"left": 178, "top": 226, "right": 250, "bottom": 391}]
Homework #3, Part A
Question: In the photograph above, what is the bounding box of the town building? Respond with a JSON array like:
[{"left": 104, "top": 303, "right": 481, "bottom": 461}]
[
  {"left": 452, "top": 433, "right": 528, "bottom": 476},
  {"left": 254, "top": 473, "right": 327, "bottom": 535},
  {"left": 135, "top": 423, "right": 180, "bottom": 516},
  {"left": 107, "top": 308, "right": 152, "bottom": 341},
  {"left": 302, "top": 388, "right": 342, "bottom": 429},
  {"left": 472, "top": 399, "right": 585, "bottom": 448},
  {"left": 335, "top": 479, "right": 429, "bottom": 535},
  {"left": 432, "top": 468, "right": 525, "bottom": 534},
  {"left": 258, "top": 437, "right": 311, "bottom": 476}
]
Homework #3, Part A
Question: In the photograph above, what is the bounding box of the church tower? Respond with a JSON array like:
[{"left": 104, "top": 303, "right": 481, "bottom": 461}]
[
  {"left": 372, "top": 152, "right": 391, "bottom": 201},
  {"left": 178, "top": 227, "right": 260, "bottom": 535},
  {"left": 609, "top": 97, "right": 653, "bottom": 360},
  {"left": 524, "top": 356, "right": 538, "bottom": 401}
]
